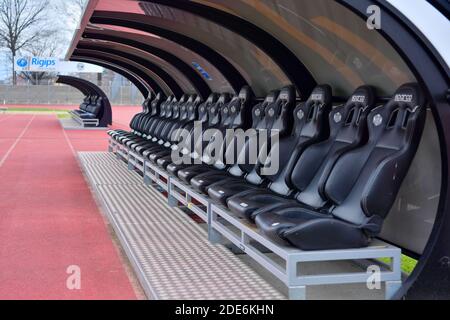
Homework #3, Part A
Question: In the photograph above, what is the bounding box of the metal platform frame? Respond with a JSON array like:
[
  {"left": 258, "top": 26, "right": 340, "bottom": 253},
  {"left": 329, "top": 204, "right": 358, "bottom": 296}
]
[
  {"left": 108, "top": 137, "right": 403, "bottom": 300},
  {"left": 210, "top": 204, "right": 402, "bottom": 300},
  {"left": 69, "top": 110, "right": 100, "bottom": 127}
]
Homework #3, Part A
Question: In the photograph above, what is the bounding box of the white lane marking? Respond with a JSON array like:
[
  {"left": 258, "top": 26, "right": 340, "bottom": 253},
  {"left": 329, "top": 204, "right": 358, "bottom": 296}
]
[
  {"left": 0, "top": 115, "right": 36, "bottom": 168},
  {"left": 62, "top": 123, "right": 76, "bottom": 156}
]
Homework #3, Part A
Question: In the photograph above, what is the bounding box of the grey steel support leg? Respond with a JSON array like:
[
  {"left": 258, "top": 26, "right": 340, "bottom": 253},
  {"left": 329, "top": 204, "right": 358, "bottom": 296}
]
[
  {"left": 208, "top": 204, "right": 222, "bottom": 244},
  {"left": 168, "top": 179, "right": 178, "bottom": 208},
  {"left": 128, "top": 158, "right": 135, "bottom": 171},
  {"left": 287, "top": 259, "right": 306, "bottom": 300},
  {"left": 289, "top": 286, "right": 306, "bottom": 300},
  {"left": 385, "top": 280, "right": 402, "bottom": 300},
  {"left": 143, "top": 162, "right": 152, "bottom": 186}
]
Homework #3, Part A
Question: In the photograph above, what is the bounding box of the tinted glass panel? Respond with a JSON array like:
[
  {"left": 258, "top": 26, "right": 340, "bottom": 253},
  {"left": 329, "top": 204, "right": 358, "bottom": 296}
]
[
  {"left": 89, "top": 25, "right": 233, "bottom": 93},
  {"left": 94, "top": 0, "right": 292, "bottom": 96},
  {"left": 198, "top": 0, "right": 416, "bottom": 96},
  {"left": 74, "top": 49, "right": 172, "bottom": 95},
  {"left": 80, "top": 38, "right": 196, "bottom": 94}
]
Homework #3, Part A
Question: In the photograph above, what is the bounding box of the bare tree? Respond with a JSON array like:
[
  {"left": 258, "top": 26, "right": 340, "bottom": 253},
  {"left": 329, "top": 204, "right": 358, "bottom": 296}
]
[
  {"left": 0, "top": 0, "right": 50, "bottom": 85},
  {"left": 53, "top": 0, "right": 86, "bottom": 27}
]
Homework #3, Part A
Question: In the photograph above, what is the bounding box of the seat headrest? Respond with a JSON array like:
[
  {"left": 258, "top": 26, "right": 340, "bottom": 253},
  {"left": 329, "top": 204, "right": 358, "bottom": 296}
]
[
  {"left": 263, "top": 90, "right": 280, "bottom": 105},
  {"left": 347, "top": 85, "right": 376, "bottom": 109},
  {"left": 332, "top": 85, "right": 376, "bottom": 130},
  {"left": 368, "top": 83, "right": 426, "bottom": 137},
  {"left": 217, "top": 93, "right": 231, "bottom": 104},
  {"left": 238, "top": 86, "right": 255, "bottom": 102},
  {"left": 187, "top": 94, "right": 197, "bottom": 103},
  {"left": 179, "top": 94, "right": 189, "bottom": 103},
  {"left": 391, "top": 83, "right": 426, "bottom": 111},
  {"left": 277, "top": 85, "right": 296, "bottom": 104},
  {"left": 194, "top": 95, "right": 202, "bottom": 104},
  {"left": 307, "top": 85, "right": 332, "bottom": 106},
  {"left": 206, "top": 93, "right": 219, "bottom": 104}
]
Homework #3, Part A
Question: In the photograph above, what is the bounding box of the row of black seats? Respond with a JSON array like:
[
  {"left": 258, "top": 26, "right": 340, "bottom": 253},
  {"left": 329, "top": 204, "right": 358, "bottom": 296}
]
[
  {"left": 74, "top": 95, "right": 104, "bottom": 120},
  {"left": 108, "top": 82, "right": 426, "bottom": 251}
]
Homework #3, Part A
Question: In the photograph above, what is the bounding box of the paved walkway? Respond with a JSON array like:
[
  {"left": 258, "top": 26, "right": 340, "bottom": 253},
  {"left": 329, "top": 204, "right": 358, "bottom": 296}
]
[{"left": 0, "top": 114, "right": 138, "bottom": 299}]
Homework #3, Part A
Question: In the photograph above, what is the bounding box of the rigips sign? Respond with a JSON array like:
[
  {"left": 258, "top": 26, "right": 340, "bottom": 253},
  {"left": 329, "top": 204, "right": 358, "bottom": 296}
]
[{"left": 14, "top": 56, "right": 59, "bottom": 72}]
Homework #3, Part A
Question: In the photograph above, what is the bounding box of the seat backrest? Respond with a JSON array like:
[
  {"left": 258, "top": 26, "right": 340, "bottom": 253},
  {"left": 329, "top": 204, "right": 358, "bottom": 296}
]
[
  {"left": 225, "top": 86, "right": 255, "bottom": 130},
  {"left": 266, "top": 85, "right": 333, "bottom": 195},
  {"left": 172, "top": 95, "right": 187, "bottom": 120},
  {"left": 268, "top": 85, "right": 296, "bottom": 135},
  {"left": 159, "top": 96, "right": 171, "bottom": 118},
  {"left": 245, "top": 86, "right": 297, "bottom": 184},
  {"left": 165, "top": 97, "right": 177, "bottom": 119},
  {"left": 207, "top": 93, "right": 230, "bottom": 128},
  {"left": 229, "top": 90, "right": 280, "bottom": 176},
  {"left": 188, "top": 95, "right": 202, "bottom": 121},
  {"left": 179, "top": 95, "right": 194, "bottom": 122},
  {"left": 151, "top": 92, "right": 164, "bottom": 114},
  {"left": 325, "top": 83, "right": 427, "bottom": 235},
  {"left": 291, "top": 85, "right": 376, "bottom": 209},
  {"left": 197, "top": 93, "right": 218, "bottom": 124},
  {"left": 141, "top": 98, "right": 151, "bottom": 115},
  {"left": 80, "top": 96, "right": 90, "bottom": 111},
  {"left": 204, "top": 87, "right": 254, "bottom": 165}
]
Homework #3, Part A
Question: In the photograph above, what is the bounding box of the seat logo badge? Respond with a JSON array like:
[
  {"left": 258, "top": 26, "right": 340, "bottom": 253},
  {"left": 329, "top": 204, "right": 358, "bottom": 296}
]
[
  {"left": 268, "top": 109, "right": 275, "bottom": 117},
  {"left": 373, "top": 114, "right": 383, "bottom": 127},
  {"left": 395, "top": 94, "right": 413, "bottom": 103},
  {"left": 334, "top": 112, "right": 342, "bottom": 123},
  {"left": 311, "top": 94, "right": 323, "bottom": 101},
  {"left": 240, "top": 203, "right": 249, "bottom": 208},
  {"left": 255, "top": 109, "right": 261, "bottom": 117},
  {"left": 352, "top": 96, "right": 366, "bottom": 103},
  {"left": 297, "top": 110, "right": 305, "bottom": 120}
]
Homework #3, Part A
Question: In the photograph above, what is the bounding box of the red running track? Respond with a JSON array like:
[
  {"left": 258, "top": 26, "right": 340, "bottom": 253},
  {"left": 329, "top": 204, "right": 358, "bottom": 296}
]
[
  {"left": 0, "top": 114, "right": 138, "bottom": 300},
  {"left": 4, "top": 104, "right": 141, "bottom": 131}
]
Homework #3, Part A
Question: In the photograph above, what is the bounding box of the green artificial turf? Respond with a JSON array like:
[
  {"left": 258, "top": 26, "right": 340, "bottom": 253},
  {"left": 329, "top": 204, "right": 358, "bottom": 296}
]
[
  {"left": 380, "top": 255, "right": 418, "bottom": 275},
  {"left": 5, "top": 108, "right": 70, "bottom": 119}
]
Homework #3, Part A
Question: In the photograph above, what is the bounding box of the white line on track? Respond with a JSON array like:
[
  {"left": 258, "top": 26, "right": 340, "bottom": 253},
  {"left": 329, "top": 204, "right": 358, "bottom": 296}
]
[
  {"left": 62, "top": 122, "right": 76, "bottom": 156},
  {"left": 0, "top": 115, "right": 36, "bottom": 168}
]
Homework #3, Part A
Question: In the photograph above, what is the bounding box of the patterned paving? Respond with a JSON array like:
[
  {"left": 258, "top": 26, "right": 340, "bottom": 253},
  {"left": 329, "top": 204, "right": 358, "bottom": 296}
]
[{"left": 79, "top": 152, "right": 285, "bottom": 300}]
